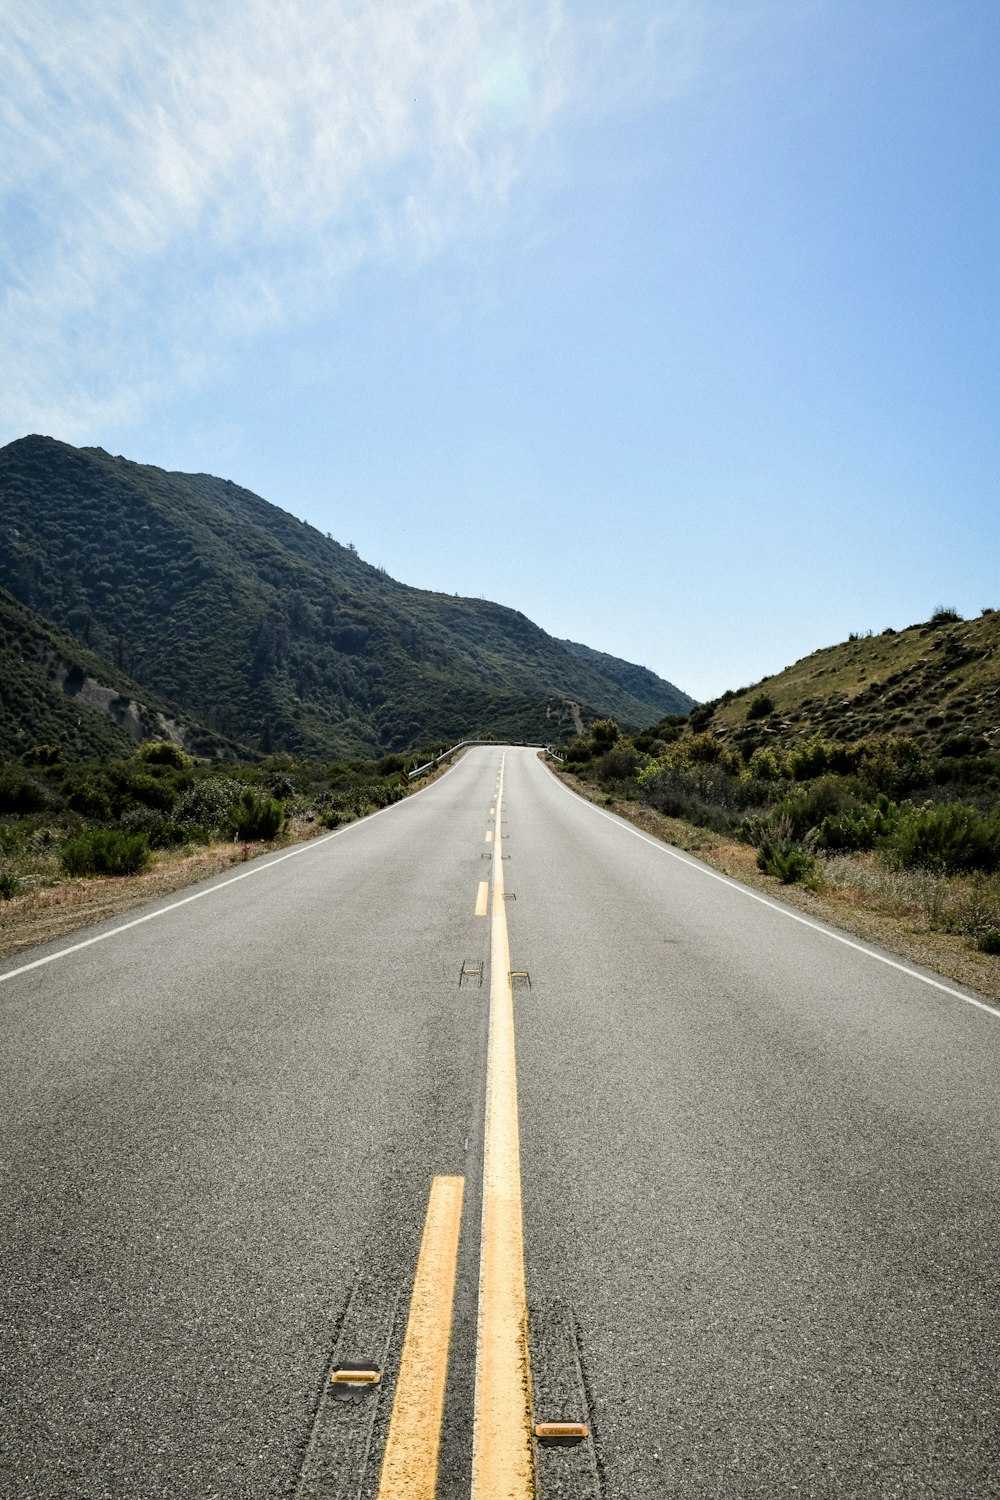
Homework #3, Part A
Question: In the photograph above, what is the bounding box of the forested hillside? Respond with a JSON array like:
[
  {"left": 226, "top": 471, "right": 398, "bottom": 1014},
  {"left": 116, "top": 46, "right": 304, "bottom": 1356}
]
[
  {"left": 0, "top": 587, "right": 237, "bottom": 762},
  {"left": 0, "top": 436, "right": 692, "bottom": 757}
]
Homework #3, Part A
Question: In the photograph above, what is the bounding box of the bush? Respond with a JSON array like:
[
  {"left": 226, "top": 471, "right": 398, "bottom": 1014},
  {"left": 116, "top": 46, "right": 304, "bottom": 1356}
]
[
  {"left": 64, "top": 779, "right": 113, "bottom": 820},
  {"left": 769, "top": 776, "right": 857, "bottom": 841},
  {"left": 589, "top": 719, "right": 621, "bottom": 749},
  {"left": 125, "top": 771, "right": 179, "bottom": 812},
  {"left": 0, "top": 771, "right": 48, "bottom": 815},
  {"left": 174, "top": 777, "right": 249, "bottom": 832},
  {"left": 229, "top": 790, "right": 286, "bottom": 841},
  {"left": 664, "top": 733, "right": 743, "bottom": 777},
  {"left": 0, "top": 870, "right": 19, "bottom": 900},
  {"left": 817, "top": 794, "right": 899, "bottom": 853},
  {"left": 886, "top": 802, "right": 1000, "bottom": 875},
  {"left": 563, "top": 735, "right": 594, "bottom": 765},
  {"left": 977, "top": 929, "right": 1000, "bottom": 955},
  {"left": 855, "top": 736, "right": 926, "bottom": 796},
  {"left": 20, "top": 744, "right": 61, "bottom": 767},
  {"left": 746, "top": 693, "right": 774, "bottom": 721},
  {"left": 597, "top": 745, "right": 641, "bottom": 782},
  {"left": 746, "top": 746, "right": 782, "bottom": 781},
  {"left": 135, "top": 740, "right": 193, "bottom": 769},
  {"left": 60, "top": 828, "right": 151, "bottom": 877},
  {"left": 786, "top": 734, "right": 829, "bottom": 782},
  {"left": 756, "top": 839, "right": 815, "bottom": 884}
]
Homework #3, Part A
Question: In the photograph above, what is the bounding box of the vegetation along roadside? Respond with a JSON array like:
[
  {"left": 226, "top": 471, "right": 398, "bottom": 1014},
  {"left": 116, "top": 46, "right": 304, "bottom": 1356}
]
[
  {"left": 549, "top": 695, "right": 1000, "bottom": 1004},
  {"left": 0, "top": 738, "right": 460, "bottom": 961}
]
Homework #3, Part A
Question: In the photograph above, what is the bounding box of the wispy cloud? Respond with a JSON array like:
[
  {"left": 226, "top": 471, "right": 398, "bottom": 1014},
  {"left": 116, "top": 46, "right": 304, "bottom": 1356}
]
[{"left": 0, "top": 0, "right": 707, "bottom": 441}]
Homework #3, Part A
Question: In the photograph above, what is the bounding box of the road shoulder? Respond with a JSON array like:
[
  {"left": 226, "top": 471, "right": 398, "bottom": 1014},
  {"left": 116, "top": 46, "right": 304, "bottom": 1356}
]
[{"left": 546, "top": 759, "right": 1000, "bottom": 1004}]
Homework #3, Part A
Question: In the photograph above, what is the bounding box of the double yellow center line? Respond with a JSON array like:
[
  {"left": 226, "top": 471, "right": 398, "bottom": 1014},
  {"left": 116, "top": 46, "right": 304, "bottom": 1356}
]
[
  {"left": 375, "top": 753, "right": 534, "bottom": 1498},
  {"left": 472, "top": 752, "right": 535, "bottom": 1496}
]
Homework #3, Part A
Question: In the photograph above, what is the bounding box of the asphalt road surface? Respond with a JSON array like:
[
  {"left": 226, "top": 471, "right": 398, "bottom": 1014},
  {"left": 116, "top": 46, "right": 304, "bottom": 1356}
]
[{"left": 2, "top": 746, "right": 998, "bottom": 1499}]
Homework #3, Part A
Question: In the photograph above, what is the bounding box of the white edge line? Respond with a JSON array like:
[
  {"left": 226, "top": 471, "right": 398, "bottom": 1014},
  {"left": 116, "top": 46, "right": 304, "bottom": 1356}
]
[
  {"left": 0, "top": 751, "right": 470, "bottom": 987},
  {"left": 544, "top": 759, "right": 1000, "bottom": 1023}
]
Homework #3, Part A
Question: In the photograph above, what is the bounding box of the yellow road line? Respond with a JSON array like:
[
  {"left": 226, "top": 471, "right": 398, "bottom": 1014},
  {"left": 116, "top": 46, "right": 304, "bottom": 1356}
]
[
  {"left": 485, "top": 829, "right": 493, "bottom": 843},
  {"left": 475, "top": 880, "right": 489, "bottom": 916},
  {"left": 472, "top": 752, "right": 535, "bottom": 1500},
  {"left": 376, "top": 1175, "right": 465, "bottom": 1500}
]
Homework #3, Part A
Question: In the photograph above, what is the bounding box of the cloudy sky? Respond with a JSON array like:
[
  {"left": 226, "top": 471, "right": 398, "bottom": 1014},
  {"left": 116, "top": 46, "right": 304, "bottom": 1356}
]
[{"left": 2, "top": 0, "right": 997, "bottom": 701}]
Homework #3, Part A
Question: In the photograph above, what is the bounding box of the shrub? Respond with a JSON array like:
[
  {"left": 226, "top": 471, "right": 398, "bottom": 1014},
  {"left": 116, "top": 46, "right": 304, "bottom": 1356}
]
[
  {"left": 855, "top": 735, "right": 926, "bottom": 796},
  {"left": 746, "top": 693, "right": 774, "bottom": 721},
  {"left": 61, "top": 828, "right": 150, "bottom": 877},
  {"left": 637, "top": 762, "right": 742, "bottom": 833},
  {"left": 746, "top": 746, "right": 782, "bottom": 781},
  {"left": 0, "top": 771, "right": 48, "bottom": 815},
  {"left": 769, "top": 776, "right": 856, "bottom": 840},
  {"left": 174, "top": 777, "right": 249, "bottom": 832},
  {"left": 589, "top": 719, "right": 621, "bottom": 749},
  {"left": 597, "top": 745, "right": 641, "bottom": 782},
  {"left": 135, "top": 740, "right": 193, "bottom": 769},
  {"left": 817, "top": 794, "right": 899, "bottom": 853},
  {"left": 0, "top": 870, "right": 19, "bottom": 900},
  {"left": 124, "top": 771, "right": 179, "bottom": 812},
  {"left": 666, "top": 733, "right": 743, "bottom": 776},
  {"left": 64, "top": 778, "right": 113, "bottom": 820},
  {"left": 786, "top": 734, "right": 829, "bottom": 782},
  {"left": 229, "top": 790, "right": 286, "bottom": 842},
  {"left": 20, "top": 744, "right": 61, "bottom": 767},
  {"left": 977, "top": 929, "right": 1000, "bottom": 955},
  {"left": 928, "top": 607, "right": 962, "bottom": 625},
  {"left": 563, "top": 735, "right": 594, "bottom": 765},
  {"left": 149, "top": 822, "right": 196, "bottom": 848},
  {"left": 886, "top": 802, "right": 1000, "bottom": 875},
  {"left": 756, "top": 839, "right": 815, "bottom": 884}
]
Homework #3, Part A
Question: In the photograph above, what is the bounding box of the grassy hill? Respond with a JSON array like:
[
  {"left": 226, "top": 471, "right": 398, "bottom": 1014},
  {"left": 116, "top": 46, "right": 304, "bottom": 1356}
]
[
  {"left": 0, "top": 435, "right": 692, "bottom": 757},
  {"left": 692, "top": 608, "right": 1000, "bottom": 760}
]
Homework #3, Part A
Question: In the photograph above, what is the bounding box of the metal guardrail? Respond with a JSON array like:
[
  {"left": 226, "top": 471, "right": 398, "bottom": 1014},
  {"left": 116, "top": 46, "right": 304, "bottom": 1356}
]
[{"left": 407, "top": 739, "right": 555, "bottom": 780}]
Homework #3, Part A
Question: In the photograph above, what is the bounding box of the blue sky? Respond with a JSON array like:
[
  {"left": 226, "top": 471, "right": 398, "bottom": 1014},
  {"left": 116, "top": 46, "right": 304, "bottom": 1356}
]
[{"left": 2, "top": 1, "right": 997, "bottom": 702}]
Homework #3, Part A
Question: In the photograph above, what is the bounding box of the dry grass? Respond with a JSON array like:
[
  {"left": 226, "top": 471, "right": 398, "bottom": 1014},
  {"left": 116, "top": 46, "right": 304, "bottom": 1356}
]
[
  {"left": 0, "top": 818, "right": 325, "bottom": 961},
  {"left": 0, "top": 755, "right": 463, "bottom": 964},
  {"left": 551, "top": 766, "right": 1000, "bottom": 1003},
  {"left": 704, "top": 609, "right": 1000, "bottom": 753}
]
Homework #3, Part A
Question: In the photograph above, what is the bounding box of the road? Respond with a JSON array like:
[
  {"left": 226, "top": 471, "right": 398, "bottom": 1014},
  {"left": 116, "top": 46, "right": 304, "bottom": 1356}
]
[{"left": 1, "top": 746, "right": 998, "bottom": 1499}]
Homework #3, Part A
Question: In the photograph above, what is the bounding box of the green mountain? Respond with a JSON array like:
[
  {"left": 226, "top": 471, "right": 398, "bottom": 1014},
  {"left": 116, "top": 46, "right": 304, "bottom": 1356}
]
[{"left": 0, "top": 435, "right": 692, "bottom": 757}]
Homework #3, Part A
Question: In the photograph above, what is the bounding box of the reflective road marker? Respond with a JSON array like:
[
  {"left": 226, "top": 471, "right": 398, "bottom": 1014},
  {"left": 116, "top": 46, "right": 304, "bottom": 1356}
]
[
  {"left": 472, "top": 752, "right": 535, "bottom": 1499},
  {"left": 376, "top": 1175, "right": 465, "bottom": 1500}
]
